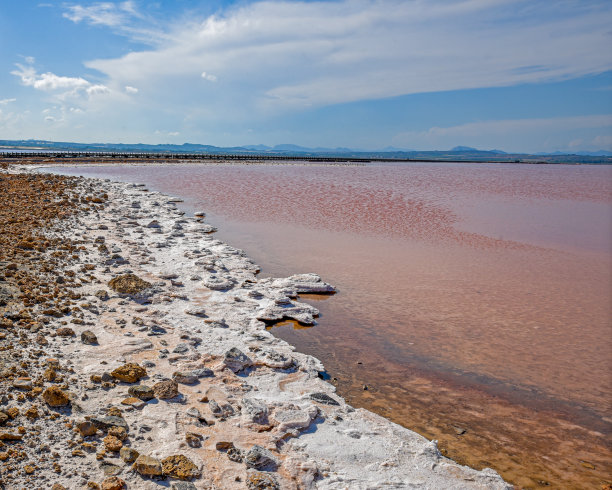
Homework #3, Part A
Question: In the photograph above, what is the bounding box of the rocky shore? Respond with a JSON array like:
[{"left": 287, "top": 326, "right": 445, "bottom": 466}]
[{"left": 0, "top": 165, "right": 510, "bottom": 489}]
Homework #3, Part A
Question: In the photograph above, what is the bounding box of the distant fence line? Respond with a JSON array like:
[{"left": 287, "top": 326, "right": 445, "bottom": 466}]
[{"left": 0, "top": 151, "right": 387, "bottom": 163}]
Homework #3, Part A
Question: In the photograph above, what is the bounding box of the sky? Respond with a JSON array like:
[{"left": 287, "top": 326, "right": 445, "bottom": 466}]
[{"left": 0, "top": 0, "right": 611, "bottom": 153}]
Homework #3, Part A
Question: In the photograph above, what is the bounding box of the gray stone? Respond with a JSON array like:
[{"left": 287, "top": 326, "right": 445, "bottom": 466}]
[
  {"left": 245, "top": 445, "right": 279, "bottom": 470},
  {"left": 241, "top": 398, "right": 269, "bottom": 425},
  {"left": 90, "top": 416, "right": 129, "bottom": 432},
  {"left": 128, "top": 385, "right": 155, "bottom": 401},
  {"left": 224, "top": 347, "right": 252, "bottom": 373},
  {"left": 172, "top": 343, "right": 189, "bottom": 354},
  {"left": 310, "top": 392, "right": 340, "bottom": 406}
]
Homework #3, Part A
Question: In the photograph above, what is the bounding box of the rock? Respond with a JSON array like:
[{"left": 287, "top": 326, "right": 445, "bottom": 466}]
[
  {"left": 148, "top": 325, "right": 167, "bottom": 336},
  {"left": 245, "top": 445, "right": 279, "bottom": 470},
  {"left": 100, "top": 462, "right": 122, "bottom": 476},
  {"left": 310, "top": 392, "right": 340, "bottom": 406},
  {"left": 161, "top": 454, "right": 201, "bottom": 480},
  {"left": 128, "top": 385, "right": 155, "bottom": 401},
  {"left": 185, "top": 307, "right": 207, "bottom": 317},
  {"left": 52, "top": 485, "right": 67, "bottom": 490},
  {"left": 120, "top": 446, "right": 139, "bottom": 463},
  {"left": 101, "top": 476, "right": 126, "bottom": 490},
  {"left": 172, "top": 482, "right": 197, "bottom": 490},
  {"left": 153, "top": 379, "right": 179, "bottom": 399},
  {"left": 203, "top": 277, "right": 233, "bottom": 290},
  {"left": 147, "top": 220, "right": 161, "bottom": 228},
  {"left": 0, "top": 412, "right": 8, "bottom": 425},
  {"left": 12, "top": 377, "right": 32, "bottom": 390},
  {"left": 185, "top": 432, "right": 203, "bottom": 448},
  {"left": 247, "top": 471, "right": 280, "bottom": 490},
  {"left": 172, "top": 369, "right": 212, "bottom": 384},
  {"left": 241, "top": 398, "right": 269, "bottom": 425},
  {"left": 133, "top": 454, "right": 163, "bottom": 476},
  {"left": 209, "top": 399, "right": 235, "bottom": 418},
  {"left": 77, "top": 420, "right": 97, "bottom": 436},
  {"left": 81, "top": 330, "right": 98, "bottom": 345},
  {"left": 121, "top": 397, "right": 146, "bottom": 409},
  {"left": 0, "top": 431, "right": 23, "bottom": 441},
  {"left": 227, "top": 446, "right": 243, "bottom": 463},
  {"left": 172, "top": 343, "right": 189, "bottom": 354},
  {"left": 90, "top": 416, "right": 129, "bottom": 432},
  {"left": 111, "top": 363, "right": 147, "bottom": 383},
  {"left": 56, "top": 327, "right": 75, "bottom": 337},
  {"left": 104, "top": 434, "right": 123, "bottom": 452},
  {"left": 108, "top": 274, "right": 152, "bottom": 295},
  {"left": 42, "top": 386, "right": 70, "bottom": 407},
  {"left": 224, "top": 347, "right": 253, "bottom": 373},
  {"left": 95, "top": 290, "right": 110, "bottom": 301}
]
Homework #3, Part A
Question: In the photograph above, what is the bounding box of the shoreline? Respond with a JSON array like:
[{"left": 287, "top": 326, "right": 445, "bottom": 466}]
[{"left": 0, "top": 164, "right": 510, "bottom": 488}]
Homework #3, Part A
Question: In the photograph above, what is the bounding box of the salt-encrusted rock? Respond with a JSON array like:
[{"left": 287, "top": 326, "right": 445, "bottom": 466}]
[
  {"left": 209, "top": 399, "right": 235, "bottom": 418},
  {"left": 95, "top": 289, "right": 110, "bottom": 301},
  {"left": 204, "top": 318, "right": 228, "bottom": 329},
  {"left": 146, "top": 220, "right": 161, "bottom": 228},
  {"left": 42, "top": 386, "right": 70, "bottom": 407},
  {"left": 185, "top": 307, "right": 207, "bottom": 317},
  {"left": 173, "top": 368, "right": 213, "bottom": 385},
  {"left": 261, "top": 273, "right": 335, "bottom": 295},
  {"left": 273, "top": 405, "right": 318, "bottom": 436},
  {"left": 246, "top": 471, "right": 280, "bottom": 490},
  {"left": 104, "top": 434, "right": 123, "bottom": 452},
  {"left": 241, "top": 398, "right": 269, "bottom": 425},
  {"left": 90, "top": 416, "right": 129, "bottom": 432},
  {"left": 162, "top": 454, "right": 201, "bottom": 480},
  {"left": 81, "top": 330, "right": 98, "bottom": 345},
  {"left": 133, "top": 454, "right": 163, "bottom": 476},
  {"left": 224, "top": 347, "right": 253, "bottom": 373},
  {"left": 172, "top": 482, "right": 198, "bottom": 490},
  {"left": 203, "top": 276, "right": 233, "bottom": 290},
  {"left": 153, "top": 379, "right": 179, "bottom": 399},
  {"left": 111, "top": 363, "right": 146, "bottom": 383},
  {"left": 128, "top": 385, "right": 155, "bottom": 401},
  {"left": 255, "top": 349, "right": 294, "bottom": 369},
  {"left": 245, "top": 445, "right": 279, "bottom": 470},
  {"left": 257, "top": 301, "right": 320, "bottom": 325},
  {"left": 172, "top": 343, "right": 189, "bottom": 354}
]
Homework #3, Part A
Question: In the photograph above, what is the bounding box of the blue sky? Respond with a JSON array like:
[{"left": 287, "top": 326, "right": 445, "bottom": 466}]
[{"left": 0, "top": 0, "right": 611, "bottom": 152}]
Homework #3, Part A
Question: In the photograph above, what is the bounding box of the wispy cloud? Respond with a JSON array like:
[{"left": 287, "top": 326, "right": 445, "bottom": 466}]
[
  {"left": 62, "top": 1, "right": 167, "bottom": 45},
  {"left": 0, "top": 98, "right": 17, "bottom": 105}
]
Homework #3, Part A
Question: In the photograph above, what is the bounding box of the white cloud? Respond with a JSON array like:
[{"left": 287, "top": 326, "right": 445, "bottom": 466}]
[
  {"left": 125, "top": 85, "right": 138, "bottom": 94},
  {"left": 11, "top": 64, "right": 109, "bottom": 99},
  {"left": 0, "top": 98, "right": 17, "bottom": 105},
  {"left": 85, "top": 0, "right": 612, "bottom": 115},
  {"left": 201, "top": 72, "right": 217, "bottom": 82}
]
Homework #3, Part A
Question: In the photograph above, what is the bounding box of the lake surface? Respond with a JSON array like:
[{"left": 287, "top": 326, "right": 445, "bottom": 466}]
[{"left": 48, "top": 161, "right": 612, "bottom": 488}]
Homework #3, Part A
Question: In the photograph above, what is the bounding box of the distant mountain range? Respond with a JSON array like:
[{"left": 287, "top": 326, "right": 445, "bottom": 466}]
[{"left": 1, "top": 139, "right": 611, "bottom": 163}]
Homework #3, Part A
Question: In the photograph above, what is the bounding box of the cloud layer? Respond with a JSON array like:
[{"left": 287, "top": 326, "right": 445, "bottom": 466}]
[{"left": 5, "top": 0, "right": 612, "bottom": 149}]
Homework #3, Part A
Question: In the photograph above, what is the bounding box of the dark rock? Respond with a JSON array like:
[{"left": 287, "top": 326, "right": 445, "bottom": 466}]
[
  {"left": 128, "top": 385, "right": 155, "bottom": 401},
  {"left": 91, "top": 416, "right": 129, "bottom": 432},
  {"left": 310, "top": 392, "right": 340, "bottom": 406},
  {"left": 81, "top": 330, "right": 98, "bottom": 345}
]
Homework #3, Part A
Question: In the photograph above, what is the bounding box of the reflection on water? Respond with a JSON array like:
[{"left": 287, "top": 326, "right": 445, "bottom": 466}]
[{"left": 48, "top": 161, "right": 612, "bottom": 488}]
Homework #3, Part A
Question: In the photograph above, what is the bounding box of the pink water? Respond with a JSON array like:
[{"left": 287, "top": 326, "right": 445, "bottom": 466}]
[{"left": 50, "top": 161, "right": 612, "bottom": 488}]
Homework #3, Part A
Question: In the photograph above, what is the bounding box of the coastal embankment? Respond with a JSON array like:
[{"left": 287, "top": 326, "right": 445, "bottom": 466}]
[{"left": 0, "top": 165, "right": 510, "bottom": 489}]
